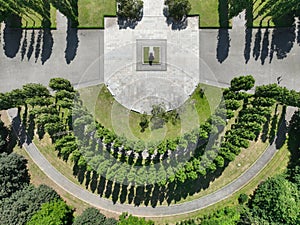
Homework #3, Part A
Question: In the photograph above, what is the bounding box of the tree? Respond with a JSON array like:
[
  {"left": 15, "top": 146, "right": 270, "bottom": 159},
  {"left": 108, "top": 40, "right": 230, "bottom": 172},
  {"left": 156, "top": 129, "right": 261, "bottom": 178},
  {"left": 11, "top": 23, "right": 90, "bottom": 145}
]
[
  {"left": 118, "top": 213, "right": 154, "bottom": 225},
  {"left": 0, "top": 184, "right": 61, "bottom": 225},
  {"left": 117, "top": 0, "right": 143, "bottom": 21},
  {"left": 200, "top": 206, "right": 240, "bottom": 225},
  {"left": 0, "top": 119, "right": 9, "bottom": 153},
  {"left": 230, "top": 75, "right": 255, "bottom": 92},
  {"left": 73, "top": 208, "right": 115, "bottom": 225},
  {"left": 164, "top": 0, "right": 191, "bottom": 22},
  {"left": 139, "top": 113, "right": 149, "bottom": 132},
  {"left": 22, "top": 83, "right": 50, "bottom": 99},
  {"left": 247, "top": 176, "right": 300, "bottom": 225},
  {"left": 26, "top": 199, "right": 74, "bottom": 225},
  {"left": 238, "top": 193, "right": 248, "bottom": 204},
  {"left": 49, "top": 77, "right": 74, "bottom": 92},
  {"left": 0, "top": 152, "right": 30, "bottom": 200}
]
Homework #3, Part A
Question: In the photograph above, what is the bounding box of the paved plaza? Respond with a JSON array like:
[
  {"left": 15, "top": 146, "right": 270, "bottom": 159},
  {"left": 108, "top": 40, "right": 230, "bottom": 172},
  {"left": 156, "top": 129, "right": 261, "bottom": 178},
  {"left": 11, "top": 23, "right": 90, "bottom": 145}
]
[
  {"left": 0, "top": 5, "right": 300, "bottom": 111},
  {"left": 104, "top": 0, "right": 199, "bottom": 112}
]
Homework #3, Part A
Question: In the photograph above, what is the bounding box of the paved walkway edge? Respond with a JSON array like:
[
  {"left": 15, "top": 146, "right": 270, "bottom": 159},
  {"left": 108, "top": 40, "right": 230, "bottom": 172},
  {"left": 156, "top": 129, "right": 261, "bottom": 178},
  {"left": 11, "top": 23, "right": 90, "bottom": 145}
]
[{"left": 6, "top": 107, "right": 292, "bottom": 217}]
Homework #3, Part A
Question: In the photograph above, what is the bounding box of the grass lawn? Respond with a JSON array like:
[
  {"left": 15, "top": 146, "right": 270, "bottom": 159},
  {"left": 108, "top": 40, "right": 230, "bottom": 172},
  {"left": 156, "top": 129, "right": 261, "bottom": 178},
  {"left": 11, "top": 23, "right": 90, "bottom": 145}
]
[
  {"left": 78, "top": 0, "right": 116, "bottom": 28},
  {"left": 189, "top": 0, "right": 219, "bottom": 27},
  {"left": 78, "top": 83, "right": 221, "bottom": 143},
  {"left": 143, "top": 47, "right": 160, "bottom": 64},
  {"left": 22, "top": 4, "right": 57, "bottom": 28}
]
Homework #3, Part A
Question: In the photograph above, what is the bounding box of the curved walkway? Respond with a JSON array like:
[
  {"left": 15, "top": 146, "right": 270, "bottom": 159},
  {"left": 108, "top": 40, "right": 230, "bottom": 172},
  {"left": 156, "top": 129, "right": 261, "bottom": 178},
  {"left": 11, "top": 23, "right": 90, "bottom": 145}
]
[{"left": 6, "top": 107, "right": 295, "bottom": 217}]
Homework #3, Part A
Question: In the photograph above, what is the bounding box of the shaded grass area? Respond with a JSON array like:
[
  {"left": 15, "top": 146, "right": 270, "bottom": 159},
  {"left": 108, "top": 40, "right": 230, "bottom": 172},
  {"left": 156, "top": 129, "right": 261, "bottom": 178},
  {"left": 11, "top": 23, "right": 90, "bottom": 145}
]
[
  {"left": 78, "top": 83, "right": 221, "bottom": 142},
  {"left": 78, "top": 0, "right": 116, "bottom": 28},
  {"left": 21, "top": 4, "right": 57, "bottom": 28},
  {"left": 252, "top": 0, "right": 275, "bottom": 27}
]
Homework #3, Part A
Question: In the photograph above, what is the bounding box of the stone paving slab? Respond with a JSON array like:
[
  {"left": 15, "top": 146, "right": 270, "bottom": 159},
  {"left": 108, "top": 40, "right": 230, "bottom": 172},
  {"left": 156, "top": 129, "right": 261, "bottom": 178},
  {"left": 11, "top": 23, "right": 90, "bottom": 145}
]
[{"left": 104, "top": 3, "right": 199, "bottom": 113}]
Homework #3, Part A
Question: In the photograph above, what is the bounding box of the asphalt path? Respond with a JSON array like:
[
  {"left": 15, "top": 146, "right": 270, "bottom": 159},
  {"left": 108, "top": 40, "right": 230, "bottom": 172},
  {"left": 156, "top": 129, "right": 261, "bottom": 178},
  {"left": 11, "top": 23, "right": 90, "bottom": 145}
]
[{"left": 6, "top": 107, "right": 296, "bottom": 217}]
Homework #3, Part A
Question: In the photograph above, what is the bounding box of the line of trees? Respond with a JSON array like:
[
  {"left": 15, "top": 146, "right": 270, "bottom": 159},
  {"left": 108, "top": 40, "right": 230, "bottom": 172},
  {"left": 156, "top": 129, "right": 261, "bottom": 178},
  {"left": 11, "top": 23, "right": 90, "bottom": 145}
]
[{"left": 1, "top": 75, "right": 296, "bottom": 206}]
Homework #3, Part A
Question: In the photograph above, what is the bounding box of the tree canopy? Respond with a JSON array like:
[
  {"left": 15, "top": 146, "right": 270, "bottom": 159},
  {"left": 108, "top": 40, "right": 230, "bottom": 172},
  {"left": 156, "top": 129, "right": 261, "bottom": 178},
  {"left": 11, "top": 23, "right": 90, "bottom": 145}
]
[
  {"left": 0, "top": 152, "right": 30, "bottom": 200},
  {"left": 116, "top": 0, "right": 143, "bottom": 21},
  {"left": 73, "top": 207, "right": 117, "bottom": 225},
  {"left": 247, "top": 176, "right": 300, "bottom": 225},
  {"left": 164, "top": 0, "right": 191, "bottom": 22},
  {"left": 26, "top": 199, "right": 74, "bottom": 225},
  {"left": 0, "top": 184, "right": 61, "bottom": 225}
]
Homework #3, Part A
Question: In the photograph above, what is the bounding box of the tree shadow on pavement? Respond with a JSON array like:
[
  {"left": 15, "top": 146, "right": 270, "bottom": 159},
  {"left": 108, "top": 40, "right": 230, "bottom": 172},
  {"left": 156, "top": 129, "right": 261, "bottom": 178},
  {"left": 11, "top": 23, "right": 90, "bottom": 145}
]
[
  {"left": 65, "top": 19, "right": 79, "bottom": 64},
  {"left": 27, "top": 30, "right": 35, "bottom": 61},
  {"left": 260, "top": 28, "right": 270, "bottom": 65},
  {"left": 41, "top": 28, "right": 54, "bottom": 65},
  {"left": 216, "top": 0, "right": 230, "bottom": 63},
  {"left": 269, "top": 27, "right": 296, "bottom": 63},
  {"left": 3, "top": 15, "right": 22, "bottom": 58},
  {"left": 21, "top": 30, "right": 28, "bottom": 61},
  {"left": 243, "top": 2, "right": 253, "bottom": 64},
  {"left": 216, "top": 29, "right": 230, "bottom": 63},
  {"left": 244, "top": 28, "right": 252, "bottom": 63},
  {"left": 252, "top": 28, "right": 261, "bottom": 61}
]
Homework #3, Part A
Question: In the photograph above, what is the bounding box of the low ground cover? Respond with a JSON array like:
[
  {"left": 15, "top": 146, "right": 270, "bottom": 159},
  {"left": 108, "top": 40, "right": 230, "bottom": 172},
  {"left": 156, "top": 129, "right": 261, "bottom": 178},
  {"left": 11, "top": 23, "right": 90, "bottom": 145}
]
[{"left": 78, "top": 0, "right": 116, "bottom": 28}]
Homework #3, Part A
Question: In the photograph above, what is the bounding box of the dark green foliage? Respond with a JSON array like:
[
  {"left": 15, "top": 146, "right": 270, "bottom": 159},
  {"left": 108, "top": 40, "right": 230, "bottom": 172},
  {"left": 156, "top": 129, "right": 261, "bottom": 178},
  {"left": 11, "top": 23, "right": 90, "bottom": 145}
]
[
  {"left": 50, "top": 0, "right": 78, "bottom": 26},
  {"left": 104, "top": 218, "right": 118, "bottom": 225},
  {"left": 55, "top": 135, "right": 77, "bottom": 160},
  {"left": 0, "top": 184, "right": 61, "bottom": 225},
  {"left": 228, "top": 0, "right": 250, "bottom": 18},
  {"left": 288, "top": 110, "right": 300, "bottom": 132},
  {"left": 118, "top": 213, "right": 154, "bottom": 225},
  {"left": 200, "top": 207, "right": 240, "bottom": 225},
  {"left": 49, "top": 78, "right": 74, "bottom": 92},
  {"left": 288, "top": 165, "right": 300, "bottom": 189},
  {"left": 139, "top": 113, "right": 149, "bottom": 132},
  {"left": 225, "top": 99, "right": 241, "bottom": 110},
  {"left": 116, "top": 0, "right": 143, "bottom": 21},
  {"left": 26, "top": 199, "right": 74, "bottom": 225},
  {"left": 230, "top": 75, "right": 255, "bottom": 92},
  {"left": 0, "top": 152, "right": 30, "bottom": 200},
  {"left": 251, "top": 97, "right": 276, "bottom": 107},
  {"left": 22, "top": 83, "right": 50, "bottom": 99},
  {"left": 0, "top": 0, "right": 52, "bottom": 27},
  {"left": 73, "top": 207, "right": 115, "bottom": 225},
  {"left": 0, "top": 119, "right": 9, "bottom": 153},
  {"left": 255, "top": 84, "right": 300, "bottom": 107},
  {"left": 257, "top": 0, "right": 300, "bottom": 26},
  {"left": 164, "top": 0, "right": 191, "bottom": 22},
  {"left": 247, "top": 176, "right": 300, "bottom": 225},
  {"left": 238, "top": 193, "right": 248, "bottom": 204}
]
